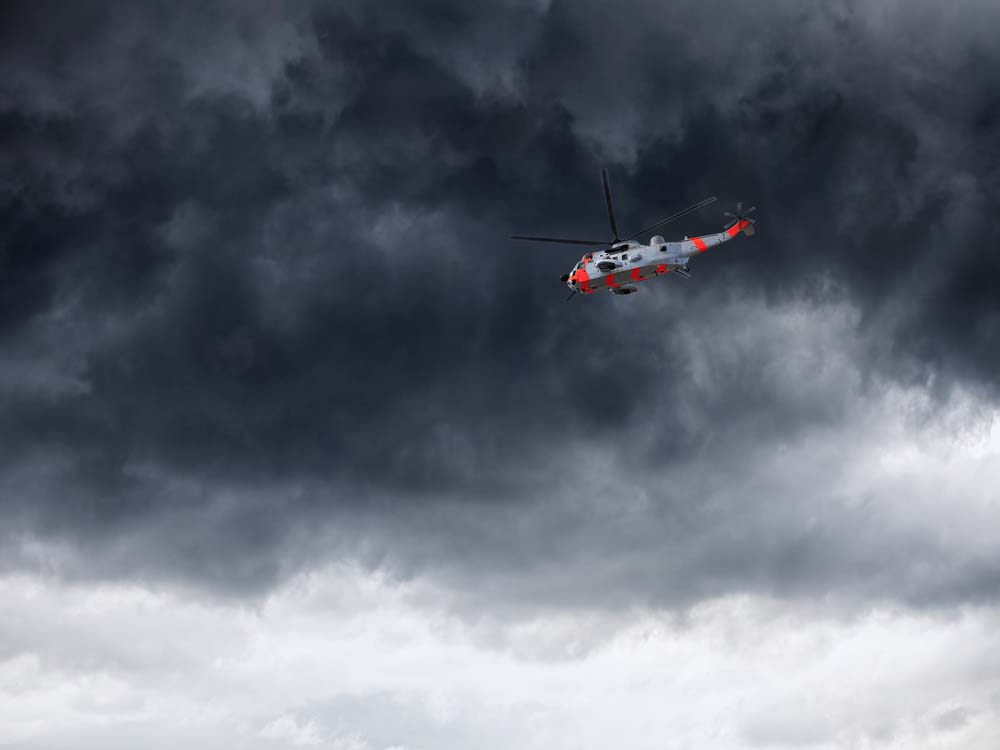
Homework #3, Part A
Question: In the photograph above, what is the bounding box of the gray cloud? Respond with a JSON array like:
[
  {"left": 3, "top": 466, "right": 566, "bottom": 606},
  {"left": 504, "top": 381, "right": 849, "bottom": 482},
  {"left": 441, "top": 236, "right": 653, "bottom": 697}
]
[{"left": 1, "top": 0, "right": 999, "bottom": 616}]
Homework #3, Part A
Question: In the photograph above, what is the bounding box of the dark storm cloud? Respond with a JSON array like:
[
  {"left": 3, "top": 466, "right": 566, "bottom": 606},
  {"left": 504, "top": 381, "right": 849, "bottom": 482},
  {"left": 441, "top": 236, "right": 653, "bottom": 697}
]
[{"left": 2, "top": 1, "right": 999, "bottom": 607}]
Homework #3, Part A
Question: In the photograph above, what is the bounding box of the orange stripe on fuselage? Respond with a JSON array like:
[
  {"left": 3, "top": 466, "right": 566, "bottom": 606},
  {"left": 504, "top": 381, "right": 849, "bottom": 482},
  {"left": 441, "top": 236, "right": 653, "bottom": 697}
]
[
  {"left": 692, "top": 236, "right": 708, "bottom": 252},
  {"left": 606, "top": 272, "right": 619, "bottom": 289},
  {"left": 656, "top": 264, "right": 668, "bottom": 274},
  {"left": 631, "top": 268, "right": 642, "bottom": 281},
  {"left": 726, "top": 220, "right": 748, "bottom": 238}
]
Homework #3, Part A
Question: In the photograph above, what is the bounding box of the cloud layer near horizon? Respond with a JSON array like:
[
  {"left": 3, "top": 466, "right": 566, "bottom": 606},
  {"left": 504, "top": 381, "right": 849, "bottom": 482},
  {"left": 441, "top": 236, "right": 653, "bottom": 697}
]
[{"left": 3, "top": 566, "right": 999, "bottom": 750}]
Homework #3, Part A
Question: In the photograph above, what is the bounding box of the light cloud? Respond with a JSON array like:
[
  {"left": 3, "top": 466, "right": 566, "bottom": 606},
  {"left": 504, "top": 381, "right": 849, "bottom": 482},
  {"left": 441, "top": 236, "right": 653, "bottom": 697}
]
[{"left": 1, "top": 567, "right": 998, "bottom": 750}]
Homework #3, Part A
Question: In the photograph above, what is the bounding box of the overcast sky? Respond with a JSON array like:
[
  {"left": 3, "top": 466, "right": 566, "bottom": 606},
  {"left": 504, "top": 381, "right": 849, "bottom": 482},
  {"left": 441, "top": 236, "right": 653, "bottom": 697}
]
[{"left": 2, "top": 1, "right": 1000, "bottom": 748}]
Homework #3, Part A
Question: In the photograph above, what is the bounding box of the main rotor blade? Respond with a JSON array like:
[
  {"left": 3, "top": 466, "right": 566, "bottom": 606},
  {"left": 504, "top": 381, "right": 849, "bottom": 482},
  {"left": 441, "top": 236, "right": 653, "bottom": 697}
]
[
  {"left": 510, "top": 235, "right": 608, "bottom": 246},
  {"left": 622, "top": 196, "right": 718, "bottom": 242},
  {"left": 601, "top": 168, "right": 620, "bottom": 242}
]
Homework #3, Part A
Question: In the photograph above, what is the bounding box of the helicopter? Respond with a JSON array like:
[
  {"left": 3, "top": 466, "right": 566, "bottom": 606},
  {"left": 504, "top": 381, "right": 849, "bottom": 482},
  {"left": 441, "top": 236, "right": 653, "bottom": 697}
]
[{"left": 511, "top": 169, "right": 756, "bottom": 300}]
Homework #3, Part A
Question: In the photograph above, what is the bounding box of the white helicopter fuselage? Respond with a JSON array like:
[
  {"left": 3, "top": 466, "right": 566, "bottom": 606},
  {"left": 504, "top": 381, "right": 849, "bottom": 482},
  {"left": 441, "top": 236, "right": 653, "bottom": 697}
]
[{"left": 567, "top": 219, "right": 754, "bottom": 295}]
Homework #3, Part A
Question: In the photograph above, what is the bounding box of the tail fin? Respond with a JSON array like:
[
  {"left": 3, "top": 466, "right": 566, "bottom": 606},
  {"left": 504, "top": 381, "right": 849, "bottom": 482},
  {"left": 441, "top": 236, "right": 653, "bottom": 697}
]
[{"left": 723, "top": 202, "right": 757, "bottom": 237}]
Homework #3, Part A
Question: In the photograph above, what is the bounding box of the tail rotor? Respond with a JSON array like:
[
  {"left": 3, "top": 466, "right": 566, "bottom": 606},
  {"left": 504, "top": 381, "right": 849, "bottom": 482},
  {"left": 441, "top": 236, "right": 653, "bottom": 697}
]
[{"left": 723, "top": 202, "right": 757, "bottom": 234}]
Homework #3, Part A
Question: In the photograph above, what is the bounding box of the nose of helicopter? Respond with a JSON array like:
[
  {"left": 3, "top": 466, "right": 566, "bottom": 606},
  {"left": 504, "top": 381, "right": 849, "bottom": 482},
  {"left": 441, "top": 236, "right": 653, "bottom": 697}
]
[{"left": 560, "top": 273, "right": 570, "bottom": 283}]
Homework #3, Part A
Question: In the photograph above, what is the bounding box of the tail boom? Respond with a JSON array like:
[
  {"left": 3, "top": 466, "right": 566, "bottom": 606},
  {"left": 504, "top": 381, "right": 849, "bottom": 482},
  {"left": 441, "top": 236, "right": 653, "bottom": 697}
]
[{"left": 681, "top": 219, "right": 754, "bottom": 257}]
